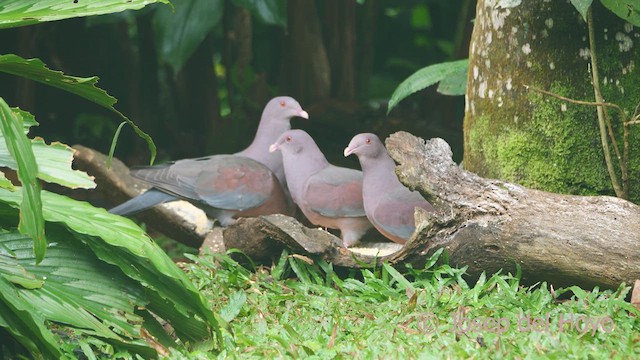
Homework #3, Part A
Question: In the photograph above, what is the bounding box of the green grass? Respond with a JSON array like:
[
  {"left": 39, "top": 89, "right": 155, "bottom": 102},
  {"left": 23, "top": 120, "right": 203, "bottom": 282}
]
[{"left": 173, "top": 249, "right": 640, "bottom": 359}]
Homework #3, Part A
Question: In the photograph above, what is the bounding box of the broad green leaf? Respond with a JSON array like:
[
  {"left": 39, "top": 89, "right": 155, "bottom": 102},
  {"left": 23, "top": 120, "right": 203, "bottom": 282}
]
[
  {"left": 0, "top": 108, "right": 28, "bottom": 166},
  {"left": 0, "top": 0, "right": 169, "bottom": 29},
  {"left": 289, "top": 256, "right": 312, "bottom": 284},
  {"left": 566, "top": 285, "right": 588, "bottom": 299},
  {"left": 0, "top": 230, "right": 43, "bottom": 288},
  {"left": 0, "top": 108, "right": 95, "bottom": 189},
  {"left": 8, "top": 107, "right": 38, "bottom": 129},
  {"left": 11, "top": 231, "right": 144, "bottom": 335},
  {"left": 233, "top": 0, "right": 287, "bottom": 26},
  {"left": 0, "top": 98, "right": 46, "bottom": 263},
  {"left": 0, "top": 171, "right": 15, "bottom": 190},
  {"left": 0, "top": 277, "right": 61, "bottom": 359},
  {"left": 0, "top": 188, "right": 220, "bottom": 344},
  {"left": 0, "top": 55, "right": 156, "bottom": 164},
  {"left": 155, "top": 0, "right": 224, "bottom": 73},
  {"left": 436, "top": 63, "right": 468, "bottom": 96},
  {"left": 601, "top": 0, "right": 640, "bottom": 26},
  {"left": 388, "top": 59, "right": 468, "bottom": 114},
  {"left": 0, "top": 255, "right": 43, "bottom": 289},
  {"left": 0, "top": 55, "right": 116, "bottom": 109},
  {"left": 570, "top": 0, "right": 593, "bottom": 21},
  {"left": 32, "top": 139, "right": 96, "bottom": 189},
  {"left": 143, "top": 286, "right": 213, "bottom": 342},
  {"left": 138, "top": 309, "right": 178, "bottom": 350},
  {"left": 0, "top": 228, "right": 156, "bottom": 357}
]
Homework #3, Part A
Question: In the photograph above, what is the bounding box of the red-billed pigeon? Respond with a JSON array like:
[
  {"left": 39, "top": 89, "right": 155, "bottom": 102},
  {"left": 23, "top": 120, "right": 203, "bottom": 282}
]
[
  {"left": 269, "top": 129, "right": 372, "bottom": 247},
  {"left": 109, "top": 96, "right": 308, "bottom": 225},
  {"left": 344, "top": 133, "right": 434, "bottom": 244}
]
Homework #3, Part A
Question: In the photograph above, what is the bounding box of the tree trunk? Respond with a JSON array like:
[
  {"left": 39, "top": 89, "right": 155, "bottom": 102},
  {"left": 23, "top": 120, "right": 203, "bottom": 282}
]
[
  {"left": 356, "top": 0, "right": 376, "bottom": 98},
  {"left": 223, "top": 2, "right": 253, "bottom": 111},
  {"left": 14, "top": 27, "right": 36, "bottom": 112},
  {"left": 325, "top": 0, "right": 356, "bottom": 100},
  {"left": 130, "top": 12, "right": 161, "bottom": 165},
  {"left": 172, "top": 34, "right": 221, "bottom": 158},
  {"left": 463, "top": 1, "right": 640, "bottom": 202},
  {"left": 281, "top": 0, "right": 331, "bottom": 103}
]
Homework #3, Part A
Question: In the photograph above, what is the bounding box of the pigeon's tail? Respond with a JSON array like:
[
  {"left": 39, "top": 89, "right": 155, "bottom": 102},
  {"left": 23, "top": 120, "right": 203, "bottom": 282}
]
[{"left": 109, "top": 188, "right": 177, "bottom": 216}]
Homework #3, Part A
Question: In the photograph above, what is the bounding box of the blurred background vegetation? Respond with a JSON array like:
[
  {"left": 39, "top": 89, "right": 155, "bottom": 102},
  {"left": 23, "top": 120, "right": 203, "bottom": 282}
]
[{"left": 0, "top": 0, "right": 473, "bottom": 169}]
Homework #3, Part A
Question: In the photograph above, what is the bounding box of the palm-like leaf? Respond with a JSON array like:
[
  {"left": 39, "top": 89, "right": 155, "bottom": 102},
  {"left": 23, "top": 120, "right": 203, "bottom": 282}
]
[
  {"left": 0, "top": 228, "right": 155, "bottom": 357},
  {"left": 0, "top": 194, "right": 220, "bottom": 357},
  {"left": 0, "top": 0, "right": 169, "bottom": 29},
  {"left": 0, "top": 189, "right": 219, "bottom": 341}
]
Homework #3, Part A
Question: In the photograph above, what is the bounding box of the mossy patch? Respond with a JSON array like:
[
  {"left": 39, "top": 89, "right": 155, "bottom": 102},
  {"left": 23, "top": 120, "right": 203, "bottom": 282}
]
[
  {"left": 468, "top": 84, "right": 613, "bottom": 196},
  {"left": 465, "top": 1, "right": 640, "bottom": 203}
]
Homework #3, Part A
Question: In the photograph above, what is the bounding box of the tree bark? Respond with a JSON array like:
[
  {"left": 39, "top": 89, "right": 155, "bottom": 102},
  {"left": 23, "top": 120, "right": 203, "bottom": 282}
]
[
  {"left": 129, "top": 12, "right": 161, "bottom": 165},
  {"left": 223, "top": 2, "right": 253, "bottom": 111},
  {"left": 172, "top": 34, "right": 221, "bottom": 158},
  {"left": 464, "top": 0, "right": 640, "bottom": 202},
  {"left": 386, "top": 132, "right": 640, "bottom": 289},
  {"left": 325, "top": 0, "right": 356, "bottom": 100},
  {"left": 281, "top": 0, "right": 331, "bottom": 103},
  {"left": 356, "top": 0, "right": 376, "bottom": 98}
]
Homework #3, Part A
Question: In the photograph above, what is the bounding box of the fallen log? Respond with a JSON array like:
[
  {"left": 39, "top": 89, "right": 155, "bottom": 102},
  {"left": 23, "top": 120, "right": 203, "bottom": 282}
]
[
  {"left": 72, "top": 145, "right": 397, "bottom": 258},
  {"left": 384, "top": 131, "right": 640, "bottom": 289},
  {"left": 223, "top": 131, "right": 640, "bottom": 289},
  {"left": 222, "top": 214, "right": 402, "bottom": 266},
  {"left": 74, "top": 137, "right": 640, "bottom": 289}
]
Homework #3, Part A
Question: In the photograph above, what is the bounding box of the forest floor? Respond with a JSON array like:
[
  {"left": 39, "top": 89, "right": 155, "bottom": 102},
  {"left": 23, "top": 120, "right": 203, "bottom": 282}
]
[{"left": 166, "top": 249, "right": 640, "bottom": 359}]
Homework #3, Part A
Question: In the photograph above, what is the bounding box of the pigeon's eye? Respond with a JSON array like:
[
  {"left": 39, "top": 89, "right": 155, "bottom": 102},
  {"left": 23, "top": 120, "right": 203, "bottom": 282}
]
[
  {"left": 365, "top": 138, "right": 371, "bottom": 144},
  {"left": 279, "top": 101, "right": 286, "bottom": 107},
  {"left": 286, "top": 136, "right": 292, "bottom": 142}
]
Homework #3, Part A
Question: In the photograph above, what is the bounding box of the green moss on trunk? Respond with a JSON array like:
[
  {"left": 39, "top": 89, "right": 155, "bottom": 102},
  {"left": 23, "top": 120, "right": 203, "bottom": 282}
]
[{"left": 464, "top": 0, "right": 640, "bottom": 202}]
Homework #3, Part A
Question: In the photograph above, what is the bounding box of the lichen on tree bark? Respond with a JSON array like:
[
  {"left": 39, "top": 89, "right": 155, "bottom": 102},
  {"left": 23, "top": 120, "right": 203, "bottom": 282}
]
[{"left": 464, "top": 0, "right": 640, "bottom": 202}]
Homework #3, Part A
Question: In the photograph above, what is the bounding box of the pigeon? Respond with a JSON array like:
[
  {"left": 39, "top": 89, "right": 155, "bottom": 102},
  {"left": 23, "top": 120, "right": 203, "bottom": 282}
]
[
  {"left": 109, "top": 96, "right": 308, "bottom": 225},
  {"left": 344, "top": 133, "right": 434, "bottom": 244},
  {"left": 269, "top": 129, "right": 372, "bottom": 247}
]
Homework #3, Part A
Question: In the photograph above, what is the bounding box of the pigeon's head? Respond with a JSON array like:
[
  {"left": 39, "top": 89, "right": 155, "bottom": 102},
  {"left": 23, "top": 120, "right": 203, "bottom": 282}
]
[
  {"left": 263, "top": 96, "right": 309, "bottom": 124},
  {"left": 269, "top": 129, "right": 312, "bottom": 155},
  {"left": 344, "top": 133, "right": 385, "bottom": 160}
]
